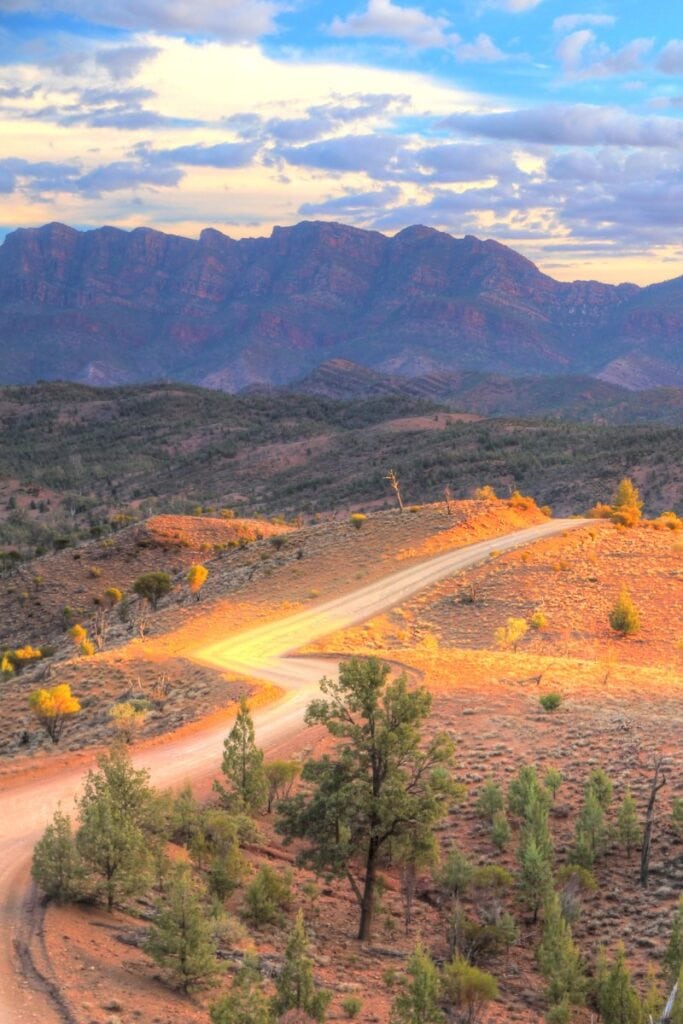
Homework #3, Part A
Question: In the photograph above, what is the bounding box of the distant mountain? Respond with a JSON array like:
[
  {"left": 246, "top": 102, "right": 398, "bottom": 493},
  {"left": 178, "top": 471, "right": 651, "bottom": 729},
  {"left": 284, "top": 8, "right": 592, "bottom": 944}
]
[
  {"left": 1, "top": 220, "right": 683, "bottom": 390},
  {"left": 292, "top": 359, "right": 683, "bottom": 423}
]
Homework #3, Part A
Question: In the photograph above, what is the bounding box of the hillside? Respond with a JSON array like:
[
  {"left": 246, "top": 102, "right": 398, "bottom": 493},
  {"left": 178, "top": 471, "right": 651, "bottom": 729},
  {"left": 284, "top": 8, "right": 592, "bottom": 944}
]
[
  {"left": 3, "top": 220, "right": 683, "bottom": 389},
  {"left": 293, "top": 359, "right": 683, "bottom": 423},
  {"left": 1, "top": 383, "right": 682, "bottom": 561}
]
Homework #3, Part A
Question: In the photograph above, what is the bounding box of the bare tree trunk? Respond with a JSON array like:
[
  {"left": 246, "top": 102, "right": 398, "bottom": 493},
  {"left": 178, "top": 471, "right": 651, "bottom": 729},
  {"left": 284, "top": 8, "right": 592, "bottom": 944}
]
[
  {"left": 641, "top": 755, "right": 667, "bottom": 888},
  {"left": 444, "top": 486, "right": 454, "bottom": 515},
  {"left": 385, "top": 470, "right": 404, "bottom": 512},
  {"left": 658, "top": 980, "right": 678, "bottom": 1021}
]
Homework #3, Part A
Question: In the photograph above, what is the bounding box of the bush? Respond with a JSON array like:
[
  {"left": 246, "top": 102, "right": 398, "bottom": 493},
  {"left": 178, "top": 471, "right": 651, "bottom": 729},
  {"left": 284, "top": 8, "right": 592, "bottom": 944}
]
[
  {"left": 341, "top": 997, "right": 362, "bottom": 1019},
  {"left": 133, "top": 571, "right": 172, "bottom": 609},
  {"left": 242, "top": 865, "right": 292, "bottom": 926},
  {"left": 609, "top": 587, "right": 640, "bottom": 636},
  {"left": 350, "top": 513, "right": 367, "bottom": 530},
  {"left": 530, "top": 610, "right": 548, "bottom": 630},
  {"left": 442, "top": 956, "right": 498, "bottom": 1024},
  {"left": 472, "top": 485, "right": 497, "bottom": 501},
  {"left": 539, "top": 693, "right": 562, "bottom": 712}
]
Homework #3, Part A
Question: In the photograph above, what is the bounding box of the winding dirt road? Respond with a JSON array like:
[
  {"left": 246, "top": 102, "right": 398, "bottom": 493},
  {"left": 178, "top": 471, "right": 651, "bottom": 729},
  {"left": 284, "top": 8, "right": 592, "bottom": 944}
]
[{"left": 0, "top": 518, "right": 588, "bottom": 1023}]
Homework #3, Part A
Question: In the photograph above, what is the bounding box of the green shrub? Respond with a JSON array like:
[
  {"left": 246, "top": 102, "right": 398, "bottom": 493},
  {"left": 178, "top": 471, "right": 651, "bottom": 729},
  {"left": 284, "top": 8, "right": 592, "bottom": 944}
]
[
  {"left": 341, "top": 996, "right": 362, "bottom": 1018},
  {"left": 609, "top": 587, "right": 640, "bottom": 635},
  {"left": 242, "top": 865, "right": 292, "bottom": 926},
  {"left": 539, "top": 693, "right": 562, "bottom": 712}
]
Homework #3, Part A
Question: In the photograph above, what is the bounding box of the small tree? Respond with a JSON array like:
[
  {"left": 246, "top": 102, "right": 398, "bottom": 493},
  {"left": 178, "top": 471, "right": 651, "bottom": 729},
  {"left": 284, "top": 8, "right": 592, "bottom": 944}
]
[
  {"left": 277, "top": 658, "right": 456, "bottom": 942},
  {"left": 476, "top": 779, "right": 504, "bottom": 822},
  {"left": 537, "top": 893, "right": 586, "bottom": 1008},
  {"left": 211, "top": 957, "right": 272, "bottom": 1024},
  {"left": 391, "top": 942, "right": 443, "bottom": 1024},
  {"left": 617, "top": 789, "right": 641, "bottom": 859},
  {"left": 31, "top": 809, "right": 84, "bottom": 902},
  {"left": 612, "top": 478, "right": 643, "bottom": 527},
  {"left": 441, "top": 956, "right": 498, "bottom": 1024},
  {"left": 188, "top": 564, "right": 209, "bottom": 601},
  {"left": 265, "top": 760, "right": 300, "bottom": 814},
  {"left": 571, "top": 787, "right": 608, "bottom": 869},
  {"left": 75, "top": 747, "right": 156, "bottom": 910},
  {"left": 29, "top": 683, "right": 81, "bottom": 743},
  {"left": 145, "top": 865, "right": 218, "bottom": 992},
  {"left": 609, "top": 588, "right": 640, "bottom": 636},
  {"left": 133, "top": 571, "right": 172, "bottom": 610},
  {"left": 495, "top": 617, "right": 528, "bottom": 652},
  {"left": 491, "top": 811, "right": 511, "bottom": 852},
  {"left": 272, "top": 911, "right": 331, "bottom": 1023},
  {"left": 544, "top": 768, "right": 563, "bottom": 801},
  {"left": 518, "top": 836, "right": 553, "bottom": 924},
  {"left": 665, "top": 897, "right": 683, "bottom": 985},
  {"left": 595, "top": 946, "right": 641, "bottom": 1024},
  {"left": 215, "top": 698, "right": 268, "bottom": 812}
]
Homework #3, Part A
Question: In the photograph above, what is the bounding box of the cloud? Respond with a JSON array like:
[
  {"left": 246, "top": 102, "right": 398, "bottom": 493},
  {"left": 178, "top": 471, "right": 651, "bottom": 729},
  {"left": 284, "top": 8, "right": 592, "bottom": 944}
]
[
  {"left": 455, "top": 34, "right": 506, "bottom": 62},
  {"left": 488, "top": 0, "right": 544, "bottom": 11},
  {"left": 553, "top": 14, "right": 617, "bottom": 32},
  {"left": 556, "top": 29, "right": 594, "bottom": 73},
  {"left": 0, "top": 157, "right": 81, "bottom": 193},
  {"left": 279, "top": 134, "right": 404, "bottom": 177},
  {"left": 299, "top": 186, "right": 401, "bottom": 217},
  {"left": 2, "top": 0, "right": 283, "bottom": 42},
  {"left": 442, "top": 104, "right": 683, "bottom": 147},
  {"left": 95, "top": 46, "right": 161, "bottom": 81},
  {"left": 153, "top": 141, "right": 259, "bottom": 168},
  {"left": 556, "top": 32, "right": 653, "bottom": 79},
  {"left": 328, "top": 0, "right": 457, "bottom": 50},
  {"left": 413, "top": 142, "right": 520, "bottom": 182},
  {"left": 67, "top": 161, "right": 184, "bottom": 197},
  {"left": 657, "top": 40, "right": 683, "bottom": 75}
]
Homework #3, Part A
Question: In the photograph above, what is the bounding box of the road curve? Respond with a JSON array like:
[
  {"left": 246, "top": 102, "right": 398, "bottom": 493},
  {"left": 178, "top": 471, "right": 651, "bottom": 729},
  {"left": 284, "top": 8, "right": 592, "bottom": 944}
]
[{"left": 0, "top": 517, "right": 588, "bottom": 1023}]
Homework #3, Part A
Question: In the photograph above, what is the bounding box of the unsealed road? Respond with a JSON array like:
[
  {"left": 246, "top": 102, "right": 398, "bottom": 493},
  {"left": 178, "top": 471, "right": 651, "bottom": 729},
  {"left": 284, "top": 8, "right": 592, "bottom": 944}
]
[{"left": 0, "top": 518, "right": 588, "bottom": 1023}]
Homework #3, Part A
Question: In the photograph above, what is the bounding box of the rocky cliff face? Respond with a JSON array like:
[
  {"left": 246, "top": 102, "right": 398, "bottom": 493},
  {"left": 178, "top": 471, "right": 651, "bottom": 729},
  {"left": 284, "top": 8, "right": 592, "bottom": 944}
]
[{"left": 1, "top": 219, "right": 681, "bottom": 389}]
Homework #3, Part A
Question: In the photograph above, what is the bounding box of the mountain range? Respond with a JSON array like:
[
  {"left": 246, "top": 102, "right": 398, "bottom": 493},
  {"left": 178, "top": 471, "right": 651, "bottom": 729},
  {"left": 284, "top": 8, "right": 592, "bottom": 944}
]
[{"left": 1, "top": 219, "right": 683, "bottom": 391}]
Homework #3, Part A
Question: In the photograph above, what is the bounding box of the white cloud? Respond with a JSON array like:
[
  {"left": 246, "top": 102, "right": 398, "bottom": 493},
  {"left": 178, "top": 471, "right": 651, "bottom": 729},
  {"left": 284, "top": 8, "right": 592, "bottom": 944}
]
[
  {"left": 456, "top": 34, "right": 506, "bottom": 62},
  {"left": 495, "top": 0, "right": 544, "bottom": 11},
  {"left": 556, "top": 29, "right": 594, "bottom": 73},
  {"left": 657, "top": 40, "right": 683, "bottom": 75},
  {"left": 328, "top": 0, "right": 457, "bottom": 50},
  {"left": 556, "top": 31, "right": 653, "bottom": 80},
  {"left": 553, "top": 14, "right": 617, "bottom": 32}
]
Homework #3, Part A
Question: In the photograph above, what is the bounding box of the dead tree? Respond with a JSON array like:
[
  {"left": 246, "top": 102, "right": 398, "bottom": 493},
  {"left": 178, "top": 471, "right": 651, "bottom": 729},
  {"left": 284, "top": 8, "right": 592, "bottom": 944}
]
[
  {"left": 385, "top": 469, "right": 404, "bottom": 512},
  {"left": 657, "top": 981, "right": 678, "bottom": 1022},
  {"left": 640, "top": 754, "right": 668, "bottom": 887},
  {"left": 443, "top": 485, "right": 454, "bottom": 515}
]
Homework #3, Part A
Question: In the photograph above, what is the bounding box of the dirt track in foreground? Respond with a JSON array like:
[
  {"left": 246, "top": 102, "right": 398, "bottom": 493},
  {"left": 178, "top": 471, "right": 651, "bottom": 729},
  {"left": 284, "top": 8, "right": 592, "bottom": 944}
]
[{"left": 0, "top": 518, "right": 589, "bottom": 1024}]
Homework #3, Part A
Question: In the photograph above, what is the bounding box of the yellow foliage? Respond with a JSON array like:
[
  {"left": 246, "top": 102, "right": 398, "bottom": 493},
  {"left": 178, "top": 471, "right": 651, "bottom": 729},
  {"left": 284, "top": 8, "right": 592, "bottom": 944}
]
[
  {"left": 69, "top": 623, "right": 87, "bottom": 645},
  {"left": 1, "top": 653, "right": 14, "bottom": 675},
  {"left": 13, "top": 645, "right": 43, "bottom": 662},
  {"left": 495, "top": 617, "right": 529, "bottom": 652},
  {"left": 29, "top": 683, "right": 81, "bottom": 742},
  {"left": 188, "top": 563, "right": 209, "bottom": 593}
]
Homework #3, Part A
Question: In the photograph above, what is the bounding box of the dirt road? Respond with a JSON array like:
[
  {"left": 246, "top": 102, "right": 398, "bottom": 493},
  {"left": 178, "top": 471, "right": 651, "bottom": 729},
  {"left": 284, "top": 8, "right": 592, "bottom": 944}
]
[{"left": 0, "top": 517, "right": 588, "bottom": 1023}]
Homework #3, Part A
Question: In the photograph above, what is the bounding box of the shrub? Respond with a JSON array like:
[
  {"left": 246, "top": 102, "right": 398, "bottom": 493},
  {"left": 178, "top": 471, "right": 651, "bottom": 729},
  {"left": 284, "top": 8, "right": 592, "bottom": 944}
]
[
  {"left": 539, "top": 693, "right": 562, "bottom": 712},
  {"left": 441, "top": 956, "right": 498, "bottom": 1024},
  {"left": 187, "top": 563, "right": 209, "bottom": 601},
  {"left": 494, "top": 617, "right": 528, "bottom": 652},
  {"left": 609, "top": 587, "right": 640, "bottom": 636},
  {"left": 472, "top": 485, "right": 497, "bottom": 501},
  {"left": 31, "top": 810, "right": 84, "bottom": 902},
  {"left": 476, "top": 779, "right": 504, "bottom": 822},
  {"left": 530, "top": 610, "right": 548, "bottom": 630},
  {"left": 350, "top": 513, "right": 367, "bottom": 530},
  {"left": 490, "top": 812, "right": 511, "bottom": 851},
  {"left": 341, "top": 996, "right": 362, "bottom": 1018},
  {"left": 133, "top": 571, "right": 172, "bottom": 609},
  {"left": 588, "top": 502, "right": 613, "bottom": 519},
  {"left": 242, "top": 865, "right": 292, "bottom": 926}
]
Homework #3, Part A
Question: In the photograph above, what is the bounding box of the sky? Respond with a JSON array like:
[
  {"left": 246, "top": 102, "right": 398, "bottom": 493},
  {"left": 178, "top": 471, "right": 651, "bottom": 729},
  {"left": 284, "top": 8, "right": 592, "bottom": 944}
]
[{"left": 1, "top": 1, "right": 683, "bottom": 284}]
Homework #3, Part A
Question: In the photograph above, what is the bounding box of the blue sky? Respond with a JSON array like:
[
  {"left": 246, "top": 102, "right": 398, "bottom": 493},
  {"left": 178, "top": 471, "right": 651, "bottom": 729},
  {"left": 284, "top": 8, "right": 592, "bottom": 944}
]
[{"left": 1, "top": 0, "right": 683, "bottom": 283}]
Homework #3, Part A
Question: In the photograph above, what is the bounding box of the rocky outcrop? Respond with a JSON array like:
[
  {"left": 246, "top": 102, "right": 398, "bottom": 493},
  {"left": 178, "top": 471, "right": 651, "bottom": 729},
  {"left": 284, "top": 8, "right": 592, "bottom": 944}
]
[{"left": 0, "top": 219, "right": 681, "bottom": 389}]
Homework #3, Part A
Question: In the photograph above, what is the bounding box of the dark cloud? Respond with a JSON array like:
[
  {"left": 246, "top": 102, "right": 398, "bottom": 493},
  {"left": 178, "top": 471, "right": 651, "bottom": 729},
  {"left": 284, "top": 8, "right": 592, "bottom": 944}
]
[
  {"left": 95, "top": 46, "right": 160, "bottom": 81},
  {"left": 441, "top": 104, "right": 683, "bottom": 147}
]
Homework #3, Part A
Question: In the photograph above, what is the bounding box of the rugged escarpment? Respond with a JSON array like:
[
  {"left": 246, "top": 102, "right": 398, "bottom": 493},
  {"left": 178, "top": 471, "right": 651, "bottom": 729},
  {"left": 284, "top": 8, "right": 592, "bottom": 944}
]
[{"left": 2, "top": 219, "right": 683, "bottom": 389}]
